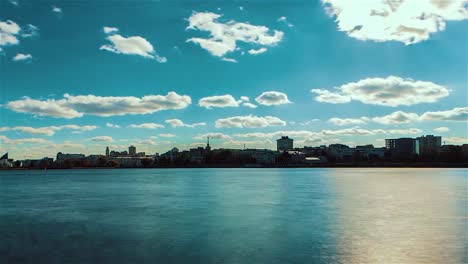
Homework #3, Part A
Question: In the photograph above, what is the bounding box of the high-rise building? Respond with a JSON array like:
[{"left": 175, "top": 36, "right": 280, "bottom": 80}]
[
  {"left": 277, "top": 136, "right": 293, "bottom": 152},
  {"left": 129, "top": 145, "right": 136, "bottom": 156},
  {"left": 385, "top": 138, "right": 417, "bottom": 155},
  {"left": 417, "top": 135, "right": 441, "bottom": 154},
  {"left": 105, "top": 146, "right": 110, "bottom": 158}
]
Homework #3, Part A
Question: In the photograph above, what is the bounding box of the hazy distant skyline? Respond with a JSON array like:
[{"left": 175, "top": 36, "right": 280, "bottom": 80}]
[{"left": 1, "top": 0, "right": 467, "bottom": 159}]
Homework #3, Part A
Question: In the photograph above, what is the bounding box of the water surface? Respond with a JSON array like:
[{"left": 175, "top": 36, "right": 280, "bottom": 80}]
[{"left": 0, "top": 168, "right": 466, "bottom": 263}]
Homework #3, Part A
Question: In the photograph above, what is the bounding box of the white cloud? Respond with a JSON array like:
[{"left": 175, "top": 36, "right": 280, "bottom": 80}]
[
  {"left": 100, "top": 28, "right": 166, "bottom": 62},
  {"left": 165, "top": 119, "right": 206, "bottom": 128},
  {"left": 322, "top": 127, "right": 422, "bottom": 136},
  {"left": 248, "top": 47, "right": 267, "bottom": 55},
  {"left": 129, "top": 123, "right": 164, "bottom": 129},
  {"left": 103, "top": 26, "right": 119, "bottom": 34},
  {"left": 0, "top": 135, "right": 51, "bottom": 145},
  {"left": 277, "top": 16, "right": 294, "bottom": 27},
  {"left": 186, "top": 12, "right": 283, "bottom": 59},
  {"left": 194, "top": 133, "right": 231, "bottom": 140},
  {"left": 159, "top": 133, "right": 176, "bottom": 138},
  {"left": 0, "top": 20, "right": 20, "bottom": 47},
  {"left": 242, "top": 102, "right": 258, "bottom": 108},
  {"left": 9, "top": 0, "right": 18, "bottom": 6},
  {"left": 310, "top": 89, "right": 351, "bottom": 104},
  {"left": 6, "top": 92, "right": 191, "bottom": 118},
  {"left": 419, "top": 107, "right": 468, "bottom": 121},
  {"left": 12, "top": 53, "right": 32, "bottom": 62},
  {"left": 434, "top": 127, "right": 450, "bottom": 133},
  {"left": 234, "top": 130, "right": 320, "bottom": 139},
  {"left": 198, "top": 94, "right": 240, "bottom": 109},
  {"left": 91, "top": 136, "right": 113, "bottom": 142},
  {"left": 311, "top": 76, "right": 449, "bottom": 106},
  {"left": 255, "top": 91, "right": 291, "bottom": 106},
  {"left": 8, "top": 125, "right": 96, "bottom": 136},
  {"left": 330, "top": 107, "right": 468, "bottom": 126},
  {"left": 106, "top": 122, "right": 120, "bottom": 128},
  {"left": 322, "top": 0, "right": 468, "bottom": 45},
  {"left": 328, "top": 117, "right": 369, "bottom": 126},
  {"left": 240, "top": 96, "right": 250, "bottom": 101},
  {"left": 215, "top": 115, "right": 286, "bottom": 128},
  {"left": 372, "top": 111, "right": 419, "bottom": 125},
  {"left": 136, "top": 139, "right": 156, "bottom": 146},
  {"left": 52, "top": 6, "right": 62, "bottom": 13},
  {"left": 444, "top": 137, "right": 468, "bottom": 145},
  {"left": 221, "top": 57, "right": 237, "bottom": 63}
]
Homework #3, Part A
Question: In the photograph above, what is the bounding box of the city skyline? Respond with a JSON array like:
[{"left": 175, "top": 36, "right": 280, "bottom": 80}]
[{"left": 1, "top": 0, "right": 467, "bottom": 159}]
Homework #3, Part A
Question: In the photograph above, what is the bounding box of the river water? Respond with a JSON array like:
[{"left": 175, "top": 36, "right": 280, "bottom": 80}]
[{"left": 0, "top": 168, "right": 466, "bottom": 263}]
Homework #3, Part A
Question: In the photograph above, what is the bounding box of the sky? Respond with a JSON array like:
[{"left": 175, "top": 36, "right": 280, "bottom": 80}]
[{"left": 0, "top": 0, "right": 467, "bottom": 159}]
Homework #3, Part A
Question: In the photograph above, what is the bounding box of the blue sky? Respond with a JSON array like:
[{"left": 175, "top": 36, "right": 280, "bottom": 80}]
[{"left": 1, "top": 0, "right": 467, "bottom": 159}]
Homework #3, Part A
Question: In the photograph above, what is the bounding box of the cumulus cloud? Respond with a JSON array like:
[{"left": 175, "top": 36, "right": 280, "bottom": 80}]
[
  {"left": 186, "top": 12, "right": 283, "bottom": 60},
  {"left": 6, "top": 92, "right": 192, "bottom": 118},
  {"left": 444, "top": 137, "right": 468, "bottom": 145},
  {"left": 194, "top": 133, "right": 231, "bottom": 140},
  {"left": 165, "top": 119, "right": 206, "bottom": 128},
  {"left": 103, "top": 26, "right": 119, "bottom": 34},
  {"left": 434, "top": 127, "right": 450, "bottom": 133},
  {"left": 322, "top": 127, "right": 422, "bottom": 136},
  {"left": 7, "top": 125, "right": 96, "bottom": 136},
  {"left": 322, "top": 0, "right": 468, "bottom": 44},
  {"left": 311, "top": 76, "right": 449, "bottom": 106},
  {"left": 198, "top": 94, "right": 240, "bottom": 109},
  {"left": 0, "top": 20, "right": 21, "bottom": 48},
  {"left": 215, "top": 115, "right": 286, "bottom": 128},
  {"left": 419, "top": 107, "right": 468, "bottom": 121},
  {"left": 328, "top": 117, "right": 369, "bottom": 126},
  {"left": 0, "top": 135, "right": 51, "bottom": 145},
  {"left": 12, "top": 53, "right": 32, "bottom": 62},
  {"left": 91, "top": 136, "right": 113, "bottom": 142},
  {"left": 129, "top": 123, "right": 164, "bottom": 129},
  {"left": 101, "top": 27, "right": 167, "bottom": 62},
  {"left": 255, "top": 91, "right": 291, "bottom": 106},
  {"left": 372, "top": 111, "right": 419, "bottom": 124},
  {"left": 330, "top": 107, "right": 468, "bottom": 126},
  {"left": 310, "top": 89, "right": 351, "bottom": 104}
]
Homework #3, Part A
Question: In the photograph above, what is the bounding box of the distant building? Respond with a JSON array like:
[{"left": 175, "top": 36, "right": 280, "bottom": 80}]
[
  {"left": 385, "top": 138, "right": 417, "bottom": 155},
  {"left": 277, "top": 136, "right": 293, "bottom": 152},
  {"left": 56, "top": 152, "right": 85, "bottom": 161},
  {"left": 328, "top": 144, "right": 354, "bottom": 160},
  {"left": 129, "top": 145, "right": 136, "bottom": 156},
  {"left": 417, "top": 135, "right": 441, "bottom": 154},
  {"left": 105, "top": 146, "right": 110, "bottom": 158}
]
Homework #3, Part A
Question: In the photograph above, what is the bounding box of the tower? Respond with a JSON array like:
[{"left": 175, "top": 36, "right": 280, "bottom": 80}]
[
  {"left": 105, "top": 146, "right": 109, "bottom": 158},
  {"left": 206, "top": 136, "right": 211, "bottom": 151}
]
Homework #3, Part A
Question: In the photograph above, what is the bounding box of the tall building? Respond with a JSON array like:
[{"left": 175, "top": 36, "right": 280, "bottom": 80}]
[
  {"left": 105, "top": 146, "right": 110, "bottom": 158},
  {"left": 417, "top": 135, "right": 441, "bottom": 154},
  {"left": 385, "top": 138, "right": 417, "bottom": 155},
  {"left": 277, "top": 136, "right": 293, "bottom": 152},
  {"left": 129, "top": 145, "right": 136, "bottom": 156}
]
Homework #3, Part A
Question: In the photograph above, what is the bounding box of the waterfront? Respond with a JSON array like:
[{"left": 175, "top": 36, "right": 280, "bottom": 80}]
[{"left": 0, "top": 168, "right": 466, "bottom": 263}]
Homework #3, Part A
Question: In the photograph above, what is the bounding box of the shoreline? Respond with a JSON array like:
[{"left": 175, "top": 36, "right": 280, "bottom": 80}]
[{"left": 1, "top": 163, "right": 467, "bottom": 170}]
